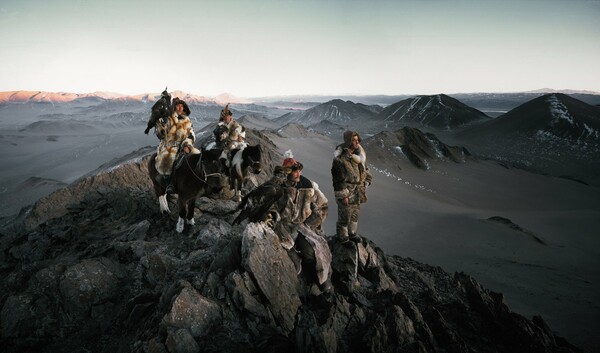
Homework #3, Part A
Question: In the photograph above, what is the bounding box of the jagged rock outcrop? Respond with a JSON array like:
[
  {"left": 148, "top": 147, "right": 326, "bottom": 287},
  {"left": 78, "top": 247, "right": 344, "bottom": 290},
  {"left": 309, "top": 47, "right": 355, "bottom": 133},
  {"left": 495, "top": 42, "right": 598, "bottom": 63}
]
[
  {"left": 0, "top": 139, "right": 580, "bottom": 353},
  {"left": 364, "top": 127, "right": 472, "bottom": 170}
]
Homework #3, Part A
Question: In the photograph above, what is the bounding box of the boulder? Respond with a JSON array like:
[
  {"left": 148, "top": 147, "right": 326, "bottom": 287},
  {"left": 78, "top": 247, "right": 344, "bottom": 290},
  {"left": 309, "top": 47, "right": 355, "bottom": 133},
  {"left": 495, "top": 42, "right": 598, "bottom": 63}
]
[
  {"left": 161, "top": 282, "right": 222, "bottom": 338},
  {"left": 241, "top": 222, "right": 301, "bottom": 334}
]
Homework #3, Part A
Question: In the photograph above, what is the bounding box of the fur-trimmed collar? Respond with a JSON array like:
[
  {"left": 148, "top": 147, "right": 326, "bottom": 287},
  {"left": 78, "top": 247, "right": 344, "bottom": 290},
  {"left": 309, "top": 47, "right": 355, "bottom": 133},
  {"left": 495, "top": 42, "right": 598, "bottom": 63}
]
[{"left": 334, "top": 145, "right": 366, "bottom": 166}]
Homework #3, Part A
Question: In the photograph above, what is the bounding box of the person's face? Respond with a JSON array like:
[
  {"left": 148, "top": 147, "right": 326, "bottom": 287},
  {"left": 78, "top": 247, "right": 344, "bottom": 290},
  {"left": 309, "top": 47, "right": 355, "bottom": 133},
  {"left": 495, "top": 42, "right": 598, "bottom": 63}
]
[
  {"left": 350, "top": 135, "right": 360, "bottom": 150},
  {"left": 288, "top": 168, "right": 301, "bottom": 183},
  {"left": 175, "top": 103, "right": 184, "bottom": 115},
  {"left": 225, "top": 114, "right": 232, "bottom": 123}
]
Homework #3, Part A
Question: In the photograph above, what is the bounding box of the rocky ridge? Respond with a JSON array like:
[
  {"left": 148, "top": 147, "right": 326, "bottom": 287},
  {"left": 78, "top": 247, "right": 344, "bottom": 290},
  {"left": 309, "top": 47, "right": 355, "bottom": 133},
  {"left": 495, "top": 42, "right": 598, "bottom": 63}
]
[{"left": 0, "top": 133, "right": 580, "bottom": 353}]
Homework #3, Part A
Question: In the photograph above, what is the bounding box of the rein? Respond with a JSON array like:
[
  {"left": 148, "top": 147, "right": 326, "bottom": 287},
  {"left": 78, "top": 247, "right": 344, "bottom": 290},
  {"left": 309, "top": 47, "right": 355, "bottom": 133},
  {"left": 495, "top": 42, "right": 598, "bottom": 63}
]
[{"left": 185, "top": 154, "right": 221, "bottom": 183}]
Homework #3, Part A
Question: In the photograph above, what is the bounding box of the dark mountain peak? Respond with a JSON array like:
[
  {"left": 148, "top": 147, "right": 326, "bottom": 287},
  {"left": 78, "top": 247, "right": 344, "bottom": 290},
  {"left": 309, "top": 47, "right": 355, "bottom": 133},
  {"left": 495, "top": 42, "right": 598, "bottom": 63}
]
[
  {"left": 277, "top": 122, "right": 313, "bottom": 138},
  {"left": 471, "top": 93, "right": 600, "bottom": 141},
  {"left": 378, "top": 95, "right": 489, "bottom": 130},
  {"left": 274, "top": 99, "right": 378, "bottom": 128},
  {"left": 364, "top": 126, "right": 472, "bottom": 170},
  {"left": 456, "top": 93, "right": 600, "bottom": 184}
]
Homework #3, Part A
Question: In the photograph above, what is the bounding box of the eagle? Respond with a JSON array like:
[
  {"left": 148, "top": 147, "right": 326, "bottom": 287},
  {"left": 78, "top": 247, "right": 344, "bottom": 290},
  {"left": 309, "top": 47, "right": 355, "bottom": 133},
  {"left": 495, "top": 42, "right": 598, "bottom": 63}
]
[
  {"left": 233, "top": 165, "right": 288, "bottom": 225},
  {"left": 144, "top": 87, "right": 172, "bottom": 135}
]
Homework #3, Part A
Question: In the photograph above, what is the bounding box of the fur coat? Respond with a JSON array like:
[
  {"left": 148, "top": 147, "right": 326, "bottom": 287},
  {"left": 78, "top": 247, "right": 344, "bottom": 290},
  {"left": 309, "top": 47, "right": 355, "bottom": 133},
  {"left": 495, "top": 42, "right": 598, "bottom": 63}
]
[
  {"left": 155, "top": 112, "right": 197, "bottom": 175},
  {"left": 331, "top": 144, "right": 372, "bottom": 204},
  {"left": 272, "top": 175, "right": 329, "bottom": 246}
]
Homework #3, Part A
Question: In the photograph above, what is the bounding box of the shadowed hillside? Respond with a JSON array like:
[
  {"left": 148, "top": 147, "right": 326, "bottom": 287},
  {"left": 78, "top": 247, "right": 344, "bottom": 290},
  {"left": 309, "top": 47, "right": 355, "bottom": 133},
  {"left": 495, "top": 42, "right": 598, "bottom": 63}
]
[
  {"left": 0, "top": 129, "right": 581, "bottom": 353},
  {"left": 455, "top": 93, "right": 600, "bottom": 185}
]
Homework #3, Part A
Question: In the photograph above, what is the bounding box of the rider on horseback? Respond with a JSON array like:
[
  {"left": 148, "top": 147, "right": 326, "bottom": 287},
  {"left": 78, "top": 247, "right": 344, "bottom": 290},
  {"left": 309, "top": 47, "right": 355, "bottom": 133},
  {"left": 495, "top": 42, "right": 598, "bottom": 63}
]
[
  {"left": 214, "top": 104, "right": 244, "bottom": 168},
  {"left": 155, "top": 97, "right": 198, "bottom": 194}
]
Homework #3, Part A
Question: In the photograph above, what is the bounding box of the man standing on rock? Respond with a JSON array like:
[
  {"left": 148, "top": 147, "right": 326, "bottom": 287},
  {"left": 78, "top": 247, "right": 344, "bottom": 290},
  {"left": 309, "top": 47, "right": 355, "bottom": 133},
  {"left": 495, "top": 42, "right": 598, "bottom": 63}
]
[{"left": 331, "top": 130, "right": 372, "bottom": 243}]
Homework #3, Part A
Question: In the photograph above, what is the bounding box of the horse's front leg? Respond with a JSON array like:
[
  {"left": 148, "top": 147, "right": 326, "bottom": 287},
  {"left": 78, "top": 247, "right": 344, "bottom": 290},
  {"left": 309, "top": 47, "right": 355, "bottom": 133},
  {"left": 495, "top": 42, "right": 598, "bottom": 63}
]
[
  {"left": 185, "top": 198, "right": 196, "bottom": 226},
  {"left": 176, "top": 198, "right": 187, "bottom": 233},
  {"left": 158, "top": 194, "right": 170, "bottom": 214},
  {"left": 232, "top": 177, "right": 242, "bottom": 202}
]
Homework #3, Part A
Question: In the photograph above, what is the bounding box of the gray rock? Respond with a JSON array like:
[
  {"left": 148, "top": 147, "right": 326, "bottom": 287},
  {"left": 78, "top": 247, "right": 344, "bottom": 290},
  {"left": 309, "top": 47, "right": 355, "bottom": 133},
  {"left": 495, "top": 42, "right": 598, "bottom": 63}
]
[
  {"left": 195, "top": 217, "right": 231, "bottom": 243},
  {"left": 58, "top": 258, "right": 121, "bottom": 319},
  {"left": 165, "top": 328, "right": 200, "bottom": 353},
  {"left": 0, "top": 294, "right": 36, "bottom": 339},
  {"left": 126, "top": 219, "right": 151, "bottom": 241},
  {"left": 241, "top": 222, "right": 301, "bottom": 334},
  {"left": 141, "top": 252, "right": 182, "bottom": 286},
  {"left": 161, "top": 282, "right": 222, "bottom": 338}
]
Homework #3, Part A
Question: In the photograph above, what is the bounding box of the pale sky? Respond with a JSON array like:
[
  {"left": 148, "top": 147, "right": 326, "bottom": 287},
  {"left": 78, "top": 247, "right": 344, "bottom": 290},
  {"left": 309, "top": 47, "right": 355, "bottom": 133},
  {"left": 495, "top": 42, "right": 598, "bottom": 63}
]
[{"left": 1, "top": 0, "right": 599, "bottom": 97}]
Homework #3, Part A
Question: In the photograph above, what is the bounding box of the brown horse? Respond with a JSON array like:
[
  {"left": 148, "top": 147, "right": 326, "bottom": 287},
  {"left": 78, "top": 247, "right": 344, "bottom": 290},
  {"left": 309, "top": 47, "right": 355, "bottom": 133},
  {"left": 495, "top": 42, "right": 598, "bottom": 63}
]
[
  {"left": 229, "top": 144, "right": 262, "bottom": 202},
  {"left": 148, "top": 148, "right": 224, "bottom": 232}
]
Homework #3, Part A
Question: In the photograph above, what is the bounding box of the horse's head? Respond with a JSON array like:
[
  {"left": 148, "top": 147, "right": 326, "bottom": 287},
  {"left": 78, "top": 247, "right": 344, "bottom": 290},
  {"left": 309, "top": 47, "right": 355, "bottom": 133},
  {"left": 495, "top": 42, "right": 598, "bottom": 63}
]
[
  {"left": 244, "top": 144, "right": 262, "bottom": 174},
  {"left": 213, "top": 124, "right": 229, "bottom": 143},
  {"left": 201, "top": 147, "right": 226, "bottom": 192}
]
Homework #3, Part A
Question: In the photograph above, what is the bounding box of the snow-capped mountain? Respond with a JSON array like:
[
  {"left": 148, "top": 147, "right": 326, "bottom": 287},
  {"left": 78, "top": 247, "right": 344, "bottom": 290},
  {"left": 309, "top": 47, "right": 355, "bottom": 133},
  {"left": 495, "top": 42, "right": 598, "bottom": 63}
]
[
  {"left": 213, "top": 92, "right": 253, "bottom": 105},
  {"left": 456, "top": 93, "right": 600, "bottom": 184},
  {"left": 460, "top": 93, "right": 599, "bottom": 142},
  {"left": 0, "top": 90, "right": 215, "bottom": 105},
  {"left": 0, "top": 91, "right": 126, "bottom": 103},
  {"left": 377, "top": 94, "right": 490, "bottom": 130},
  {"left": 274, "top": 99, "right": 379, "bottom": 127}
]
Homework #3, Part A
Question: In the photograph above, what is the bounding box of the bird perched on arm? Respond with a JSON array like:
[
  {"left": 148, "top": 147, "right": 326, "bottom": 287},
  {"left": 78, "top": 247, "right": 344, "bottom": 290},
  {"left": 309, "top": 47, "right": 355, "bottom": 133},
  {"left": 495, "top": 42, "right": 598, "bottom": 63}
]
[{"left": 233, "top": 165, "right": 287, "bottom": 225}]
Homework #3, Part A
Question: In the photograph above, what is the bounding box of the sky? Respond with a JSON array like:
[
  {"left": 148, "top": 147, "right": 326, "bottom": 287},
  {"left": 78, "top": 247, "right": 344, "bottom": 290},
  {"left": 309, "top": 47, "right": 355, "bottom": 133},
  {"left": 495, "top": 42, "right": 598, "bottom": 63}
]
[{"left": 0, "top": 0, "right": 599, "bottom": 97}]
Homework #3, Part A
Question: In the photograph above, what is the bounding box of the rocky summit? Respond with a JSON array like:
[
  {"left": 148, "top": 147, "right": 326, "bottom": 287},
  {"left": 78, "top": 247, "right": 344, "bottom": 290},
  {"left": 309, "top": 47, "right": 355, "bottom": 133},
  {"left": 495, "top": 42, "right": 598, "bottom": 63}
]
[{"left": 0, "top": 153, "right": 581, "bottom": 353}]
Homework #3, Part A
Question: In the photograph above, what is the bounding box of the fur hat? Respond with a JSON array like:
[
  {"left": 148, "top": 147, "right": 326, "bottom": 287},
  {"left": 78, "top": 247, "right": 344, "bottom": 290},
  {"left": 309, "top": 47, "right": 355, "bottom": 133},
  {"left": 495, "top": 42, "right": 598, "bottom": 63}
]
[
  {"left": 343, "top": 130, "right": 360, "bottom": 147},
  {"left": 172, "top": 97, "right": 191, "bottom": 116},
  {"left": 219, "top": 103, "right": 233, "bottom": 121},
  {"left": 282, "top": 150, "right": 303, "bottom": 173}
]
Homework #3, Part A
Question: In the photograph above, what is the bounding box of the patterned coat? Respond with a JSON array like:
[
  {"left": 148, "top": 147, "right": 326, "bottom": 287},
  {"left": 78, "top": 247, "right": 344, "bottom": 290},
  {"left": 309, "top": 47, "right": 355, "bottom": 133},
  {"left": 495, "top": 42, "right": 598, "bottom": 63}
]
[
  {"left": 272, "top": 175, "right": 331, "bottom": 285},
  {"left": 273, "top": 175, "right": 329, "bottom": 246},
  {"left": 331, "top": 144, "right": 372, "bottom": 204},
  {"left": 155, "top": 112, "right": 197, "bottom": 175}
]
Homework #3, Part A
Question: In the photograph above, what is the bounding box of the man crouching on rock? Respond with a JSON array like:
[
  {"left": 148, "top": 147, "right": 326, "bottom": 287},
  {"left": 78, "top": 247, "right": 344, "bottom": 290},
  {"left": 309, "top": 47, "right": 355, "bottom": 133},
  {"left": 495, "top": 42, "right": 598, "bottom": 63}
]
[{"left": 271, "top": 150, "right": 333, "bottom": 294}]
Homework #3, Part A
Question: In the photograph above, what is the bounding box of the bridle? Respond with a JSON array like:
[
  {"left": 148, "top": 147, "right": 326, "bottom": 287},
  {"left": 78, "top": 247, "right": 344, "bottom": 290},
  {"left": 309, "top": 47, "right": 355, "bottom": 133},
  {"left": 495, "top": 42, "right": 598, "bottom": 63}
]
[
  {"left": 247, "top": 155, "right": 261, "bottom": 172},
  {"left": 185, "top": 154, "right": 222, "bottom": 183}
]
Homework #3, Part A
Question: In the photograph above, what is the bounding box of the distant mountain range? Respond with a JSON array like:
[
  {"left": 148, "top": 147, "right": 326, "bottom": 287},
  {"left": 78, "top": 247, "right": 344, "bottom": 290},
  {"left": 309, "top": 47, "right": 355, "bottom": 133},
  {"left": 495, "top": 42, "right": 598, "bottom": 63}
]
[
  {"left": 0, "top": 90, "right": 248, "bottom": 105},
  {"left": 4, "top": 88, "right": 599, "bottom": 107}
]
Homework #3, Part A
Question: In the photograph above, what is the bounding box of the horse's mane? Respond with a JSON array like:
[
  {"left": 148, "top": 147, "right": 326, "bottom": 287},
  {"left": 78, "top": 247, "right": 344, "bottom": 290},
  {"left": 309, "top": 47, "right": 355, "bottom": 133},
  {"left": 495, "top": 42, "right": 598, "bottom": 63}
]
[
  {"left": 243, "top": 144, "right": 262, "bottom": 158},
  {"left": 203, "top": 148, "right": 223, "bottom": 161}
]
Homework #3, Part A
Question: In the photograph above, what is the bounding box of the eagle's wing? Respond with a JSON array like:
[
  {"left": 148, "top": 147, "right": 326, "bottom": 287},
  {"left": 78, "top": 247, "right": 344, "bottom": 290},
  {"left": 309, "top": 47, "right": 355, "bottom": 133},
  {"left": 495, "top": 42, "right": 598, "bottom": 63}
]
[{"left": 233, "top": 182, "right": 283, "bottom": 224}]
